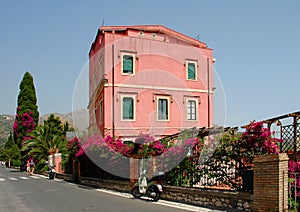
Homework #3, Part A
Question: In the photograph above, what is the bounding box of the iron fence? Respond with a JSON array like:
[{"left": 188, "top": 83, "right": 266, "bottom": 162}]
[
  {"left": 289, "top": 172, "right": 300, "bottom": 211},
  {"left": 164, "top": 157, "right": 252, "bottom": 192}
]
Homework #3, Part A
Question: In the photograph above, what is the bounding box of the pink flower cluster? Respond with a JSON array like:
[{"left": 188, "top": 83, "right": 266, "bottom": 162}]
[
  {"left": 13, "top": 111, "right": 36, "bottom": 143},
  {"left": 241, "top": 121, "right": 283, "bottom": 154},
  {"left": 67, "top": 137, "right": 82, "bottom": 158},
  {"left": 71, "top": 133, "right": 202, "bottom": 160},
  {"left": 21, "top": 112, "right": 35, "bottom": 129},
  {"left": 73, "top": 135, "right": 132, "bottom": 158}
]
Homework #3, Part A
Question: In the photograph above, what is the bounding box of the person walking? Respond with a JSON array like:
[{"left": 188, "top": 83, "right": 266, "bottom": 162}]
[
  {"left": 30, "top": 160, "right": 35, "bottom": 175},
  {"left": 26, "top": 160, "right": 30, "bottom": 175}
]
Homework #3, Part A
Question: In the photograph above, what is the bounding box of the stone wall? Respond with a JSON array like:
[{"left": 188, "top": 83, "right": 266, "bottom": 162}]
[
  {"left": 79, "top": 177, "right": 131, "bottom": 193},
  {"left": 161, "top": 186, "right": 252, "bottom": 211}
]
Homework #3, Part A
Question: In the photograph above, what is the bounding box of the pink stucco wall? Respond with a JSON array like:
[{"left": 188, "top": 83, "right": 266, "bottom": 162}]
[{"left": 89, "top": 26, "right": 214, "bottom": 140}]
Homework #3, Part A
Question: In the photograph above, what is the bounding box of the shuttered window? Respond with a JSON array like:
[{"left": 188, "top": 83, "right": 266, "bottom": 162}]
[
  {"left": 158, "top": 98, "right": 169, "bottom": 120},
  {"left": 187, "top": 62, "right": 196, "bottom": 80},
  {"left": 122, "top": 55, "right": 133, "bottom": 74},
  {"left": 122, "top": 97, "right": 134, "bottom": 120}
]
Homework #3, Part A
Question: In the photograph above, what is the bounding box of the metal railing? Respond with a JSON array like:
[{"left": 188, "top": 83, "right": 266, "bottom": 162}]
[{"left": 289, "top": 172, "right": 300, "bottom": 210}]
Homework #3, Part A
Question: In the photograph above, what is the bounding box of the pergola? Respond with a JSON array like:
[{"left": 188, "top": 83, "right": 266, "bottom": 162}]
[
  {"left": 247, "top": 111, "right": 300, "bottom": 153},
  {"left": 161, "top": 126, "right": 239, "bottom": 142}
]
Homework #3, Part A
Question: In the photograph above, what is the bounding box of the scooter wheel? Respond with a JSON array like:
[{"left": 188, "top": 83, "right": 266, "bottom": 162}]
[
  {"left": 148, "top": 185, "right": 160, "bottom": 202},
  {"left": 131, "top": 187, "right": 142, "bottom": 198}
]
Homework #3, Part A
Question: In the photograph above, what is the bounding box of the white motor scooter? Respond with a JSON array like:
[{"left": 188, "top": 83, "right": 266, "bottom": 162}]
[{"left": 131, "top": 169, "right": 164, "bottom": 202}]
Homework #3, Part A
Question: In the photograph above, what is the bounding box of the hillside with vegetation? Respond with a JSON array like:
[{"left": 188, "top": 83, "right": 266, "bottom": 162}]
[
  {"left": 0, "top": 109, "right": 88, "bottom": 147},
  {"left": 39, "top": 109, "right": 88, "bottom": 133},
  {"left": 0, "top": 114, "right": 14, "bottom": 147}
]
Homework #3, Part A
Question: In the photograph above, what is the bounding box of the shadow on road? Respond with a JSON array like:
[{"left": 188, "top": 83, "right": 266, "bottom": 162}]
[
  {"left": 77, "top": 184, "right": 95, "bottom": 190},
  {"left": 10, "top": 170, "right": 22, "bottom": 173}
]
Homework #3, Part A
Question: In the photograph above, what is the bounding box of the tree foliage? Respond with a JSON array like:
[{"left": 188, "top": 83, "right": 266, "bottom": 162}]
[
  {"left": 22, "top": 114, "right": 69, "bottom": 170},
  {"left": 13, "top": 72, "right": 39, "bottom": 149},
  {"left": 0, "top": 132, "right": 21, "bottom": 166}
]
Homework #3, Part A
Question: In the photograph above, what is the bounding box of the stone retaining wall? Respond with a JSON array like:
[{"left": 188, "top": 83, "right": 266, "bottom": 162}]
[
  {"left": 161, "top": 186, "right": 252, "bottom": 211},
  {"left": 79, "top": 176, "right": 131, "bottom": 193}
]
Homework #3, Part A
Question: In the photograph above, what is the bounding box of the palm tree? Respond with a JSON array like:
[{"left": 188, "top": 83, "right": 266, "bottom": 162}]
[{"left": 22, "top": 124, "right": 68, "bottom": 169}]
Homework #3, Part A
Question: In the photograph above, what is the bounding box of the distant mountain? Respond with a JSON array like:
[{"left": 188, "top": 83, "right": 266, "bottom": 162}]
[
  {"left": 0, "top": 109, "right": 89, "bottom": 147},
  {"left": 39, "top": 109, "right": 89, "bottom": 133},
  {"left": 0, "top": 114, "right": 14, "bottom": 147}
]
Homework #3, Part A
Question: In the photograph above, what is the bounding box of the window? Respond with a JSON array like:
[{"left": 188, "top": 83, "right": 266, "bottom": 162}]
[
  {"left": 122, "top": 53, "right": 136, "bottom": 75},
  {"left": 187, "top": 99, "right": 197, "bottom": 121},
  {"left": 157, "top": 97, "right": 169, "bottom": 121},
  {"left": 186, "top": 60, "right": 197, "bottom": 80},
  {"left": 99, "top": 55, "right": 104, "bottom": 79},
  {"left": 93, "top": 68, "right": 97, "bottom": 89},
  {"left": 99, "top": 99, "right": 103, "bottom": 124},
  {"left": 122, "top": 96, "right": 135, "bottom": 120}
]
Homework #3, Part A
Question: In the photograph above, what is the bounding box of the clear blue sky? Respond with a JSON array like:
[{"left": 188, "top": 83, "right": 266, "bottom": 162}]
[{"left": 1, "top": 1, "right": 300, "bottom": 127}]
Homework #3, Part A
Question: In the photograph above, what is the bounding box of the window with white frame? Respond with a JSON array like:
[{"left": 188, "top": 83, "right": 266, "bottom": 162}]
[
  {"left": 157, "top": 97, "right": 170, "bottom": 121},
  {"left": 121, "top": 96, "right": 135, "bottom": 121},
  {"left": 187, "top": 99, "right": 197, "bottom": 121},
  {"left": 186, "top": 60, "right": 197, "bottom": 80},
  {"left": 121, "top": 53, "right": 136, "bottom": 75}
]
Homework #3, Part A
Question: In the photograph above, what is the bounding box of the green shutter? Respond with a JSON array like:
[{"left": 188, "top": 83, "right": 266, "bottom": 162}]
[
  {"left": 123, "top": 55, "right": 133, "bottom": 74},
  {"left": 188, "top": 63, "right": 196, "bottom": 80},
  {"left": 123, "top": 97, "right": 133, "bottom": 119}
]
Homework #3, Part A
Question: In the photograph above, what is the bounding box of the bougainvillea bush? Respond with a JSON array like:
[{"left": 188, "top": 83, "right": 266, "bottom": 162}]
[
  {"left": 13, "top": 111, "right": 36, "bottom": 147},
  {"left": 66, "top": 131, "right": 203, "bottom": 178},
  {"left": 235, "top": 121, "right": 283, "bottom": 164},
  {"left": 75, "top": 133, "right": 172, "bottom": 159},
  {"left": 186, "top": 121, "right": 284, "bottom": 189}
]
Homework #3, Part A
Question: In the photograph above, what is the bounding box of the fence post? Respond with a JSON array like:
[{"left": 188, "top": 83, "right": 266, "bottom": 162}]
[{"left": 252, "top": 153, "right": 288, "bottom": 212}]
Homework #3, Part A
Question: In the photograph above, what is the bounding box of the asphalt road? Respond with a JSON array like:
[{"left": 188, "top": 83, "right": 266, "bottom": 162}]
[{"left": 0, "top": 166, "right": 223, "bottom": 212}]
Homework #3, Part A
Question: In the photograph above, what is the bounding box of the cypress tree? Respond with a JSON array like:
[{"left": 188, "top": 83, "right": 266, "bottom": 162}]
[{"left": 13, "top": 71, "right": 39, "bottom": 149}]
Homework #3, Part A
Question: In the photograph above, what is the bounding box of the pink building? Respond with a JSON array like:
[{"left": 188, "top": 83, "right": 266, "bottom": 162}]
[{"left": 88, "top": 25, "right": 214, "bottom": 141}]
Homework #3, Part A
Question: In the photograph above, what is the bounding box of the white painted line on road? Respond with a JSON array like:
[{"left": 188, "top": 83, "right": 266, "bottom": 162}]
[
  {"left": 8, "top": 177, "right": 18, "bottom": 181},
  {"left": 0, "top": 178, "right": 5, "bottom": 182},
  {"left": 19, "top": 176, "right": 30, "bottom": 180},
  {"left": 43, "top": 189, "right": 60, "bottom": 193},
  {"left": 30, "top": 175, "right": 40, "bottom": 179},
  {"left": 95, "top": 188, "right": 223, "bottom": 212},
  {"left": 38, "top": 175, "right": 48, "bottom": 179},
  {"left": 153, "top": 200, "right": 221, "bottom": 212},
  {"left": 96, "top": 188, "right": 132, "bottom": 198},
  {"left": 15, "top": 191, "right": 33, "bottom": 195}
]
